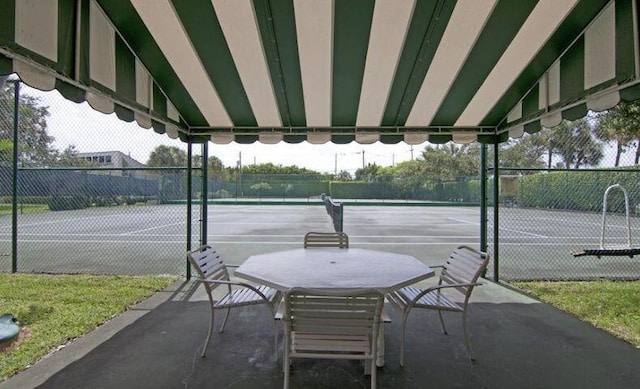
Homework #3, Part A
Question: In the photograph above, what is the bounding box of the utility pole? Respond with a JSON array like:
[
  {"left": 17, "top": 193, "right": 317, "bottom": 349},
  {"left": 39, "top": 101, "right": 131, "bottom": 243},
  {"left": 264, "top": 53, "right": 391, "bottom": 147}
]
[
  {"left": 410, "top": 146, "right": 414, "bottom": 160},
  {"left": 362, "top": 150, "right": 365, "bottom": 169},
  {"left": 334, "top": 153, "right": 337, "bottom": 175}
]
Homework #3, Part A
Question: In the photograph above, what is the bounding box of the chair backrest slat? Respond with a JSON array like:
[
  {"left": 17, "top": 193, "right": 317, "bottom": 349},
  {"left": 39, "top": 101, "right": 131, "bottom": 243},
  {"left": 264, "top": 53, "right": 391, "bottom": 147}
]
[
  {"left": 187, "top": 245, "right": 230, "bottom": 291},
  {"left": 285, "top": 290, "right": 382, "bottom": 336},
  {"left": 304, "top": 232, "right": 349, "bottom": 248},
  {"left": 439, "top": 246, "right": 490, "bottom": 296}
]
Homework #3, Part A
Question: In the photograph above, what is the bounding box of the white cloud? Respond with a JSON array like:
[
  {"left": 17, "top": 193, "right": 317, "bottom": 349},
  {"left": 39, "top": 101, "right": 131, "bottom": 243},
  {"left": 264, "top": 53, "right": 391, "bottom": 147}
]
[{"left": 27, "top": 86, "right": 421, "bottom": 173}]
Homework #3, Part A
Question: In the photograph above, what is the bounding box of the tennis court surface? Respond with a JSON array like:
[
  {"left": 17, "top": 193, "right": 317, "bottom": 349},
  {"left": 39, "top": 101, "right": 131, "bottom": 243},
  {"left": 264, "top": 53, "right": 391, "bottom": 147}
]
[{"left": 3, "top": 203, "right": 638, "bottom": 279}]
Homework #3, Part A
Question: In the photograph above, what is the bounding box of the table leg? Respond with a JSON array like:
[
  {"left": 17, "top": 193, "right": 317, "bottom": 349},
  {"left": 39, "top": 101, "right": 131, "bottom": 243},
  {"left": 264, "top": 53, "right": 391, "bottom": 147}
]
[
  {"left": 365, "top": 322, "right": 385, "bottom": 376},
  {"left": 376, "top": 322, "right": 385, "bottom": 367}
]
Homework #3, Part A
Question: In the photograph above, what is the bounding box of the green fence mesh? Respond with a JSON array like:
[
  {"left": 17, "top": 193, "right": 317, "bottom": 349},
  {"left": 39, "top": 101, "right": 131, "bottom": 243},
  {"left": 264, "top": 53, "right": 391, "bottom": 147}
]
[{"left": 2, "top": 80, "right": 639, "bottom": 280}]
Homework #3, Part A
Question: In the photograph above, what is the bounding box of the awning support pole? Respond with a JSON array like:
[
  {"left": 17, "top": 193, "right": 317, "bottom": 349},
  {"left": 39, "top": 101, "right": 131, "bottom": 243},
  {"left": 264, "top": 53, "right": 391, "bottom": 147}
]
[
  {"left": 480, "top": 144, "right": 488, "bottom": 258},
  {"left": 493, "top": 141, "right": 500, "bottom": 282},
  {"left": 11, "top": 80, "right": 20, "bottom": 273},
  {"left": 186, "top": 141, "right": 193, "bottom": 280},
  {"left": 201, "top": 143, "right": 208, "bottom": 248}
]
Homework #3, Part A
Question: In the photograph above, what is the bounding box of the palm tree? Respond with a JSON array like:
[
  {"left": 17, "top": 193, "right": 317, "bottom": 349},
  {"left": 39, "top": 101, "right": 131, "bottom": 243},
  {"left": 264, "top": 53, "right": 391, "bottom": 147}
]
[{"left": 593, "top": 101, "right": 640, "bottom": 166}]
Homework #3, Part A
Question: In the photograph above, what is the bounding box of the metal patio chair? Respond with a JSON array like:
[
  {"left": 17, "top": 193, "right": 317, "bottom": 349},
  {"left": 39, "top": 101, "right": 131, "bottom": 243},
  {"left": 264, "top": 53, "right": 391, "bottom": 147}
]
[
  {"left": 386, "top": 245, "right": 490, "bottom": 365},
  {"left": 282, "top": 288, "right": 384, "bottom": 389},
  {"left": 187, "top": 244, "right": 282, "bottom": 359}
]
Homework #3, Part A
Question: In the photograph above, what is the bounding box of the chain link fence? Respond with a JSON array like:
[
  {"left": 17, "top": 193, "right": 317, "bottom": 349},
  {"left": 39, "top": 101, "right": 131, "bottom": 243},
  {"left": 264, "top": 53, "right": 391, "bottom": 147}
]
[
  {"left": 2, "top": 81, "right": 639, "bottom": 280},
  {"left": 0, "top": 81, "right": 199, "bottom": 275},
  {"left": 487, "top": 131, "right": 640, "bottom": 281}
]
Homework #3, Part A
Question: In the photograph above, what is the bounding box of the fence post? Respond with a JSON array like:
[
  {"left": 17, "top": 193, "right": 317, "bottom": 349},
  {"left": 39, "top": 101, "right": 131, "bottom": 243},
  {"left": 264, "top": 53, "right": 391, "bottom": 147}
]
[
  {"left": 493, "top": 141, "right": 500, "bottom": 282},
  {"left": 201, "top": 143, "right": 208, "bottom": 247},
  {"left": 480, "top": 144, "right": 487, "bottom": 257},
  {"left": 11, "top": 80, "right": 20, "bottom": 273},
  {"left": 186, "top": 142, "right": 193, "bottom": 280}
]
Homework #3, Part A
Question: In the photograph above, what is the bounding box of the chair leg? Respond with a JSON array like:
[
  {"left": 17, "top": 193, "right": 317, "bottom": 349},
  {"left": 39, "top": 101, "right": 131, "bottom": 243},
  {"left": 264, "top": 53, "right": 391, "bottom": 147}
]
[
  {"left": 202, "top": 308, "right": 215, "bottom": 358},
  {"left": 438, "top": 310, "right": 448, "bottom": 334},
  {"left": 371, "top": 358, "right": 377, "bottom": 388},
  {"left": 271, "top": 311, "right": 279, "bottom": 362},
  {"left": 400, "top": 312, "right": 410, "bottom": 367},
  {"left": 219, "top": 308, "right": 231, "bottom": 332},
  {"left": 283, "top": 336, "right": 290, "bottom": 388},
  {"left": 462, "top": 310, "right": 476, "bottom": 361}
]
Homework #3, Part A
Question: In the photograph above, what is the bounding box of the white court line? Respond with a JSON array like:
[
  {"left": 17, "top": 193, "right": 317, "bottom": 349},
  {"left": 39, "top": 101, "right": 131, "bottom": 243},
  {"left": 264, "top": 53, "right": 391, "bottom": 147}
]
[
  {"left": 448, "top": 217, "right": 478, "bottom": 225},
  {"left": 498, "top": 227, "right": 548, "bottom": 238},
  {"left": 447, "top": 217, "right": 549, "bottom": 238},
  {"left": 0, "top": 214, "right": 126, "bottom": 229},
  {"left": 346, "top": 222, "right": 475, "bottom": 227},
  {"left": 507, "top": 217, "right": 638, "bottom": 230},
  {"left": 120, "top": 222, "right": 186, "bottom": 235},
  {"left": 450, "top": 217, "right": 548, "bottom": 238},
  {"left": 0, "top": 239, "right": 184, "bottom": 244},
  {"left": 0, "top": 233, "right": 481, "bottom": 239},
  {"left": 499, "top": 242, "right": 638, "bottom": 246},
  {"left": 0, "top": 239, "right": 480, "bottom": 245}
]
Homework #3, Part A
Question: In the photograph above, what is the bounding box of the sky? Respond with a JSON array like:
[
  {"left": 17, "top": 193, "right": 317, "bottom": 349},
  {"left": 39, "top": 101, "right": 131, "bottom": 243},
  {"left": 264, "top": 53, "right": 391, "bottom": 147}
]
[
  {"left": 22, "top": 84, "right": 639, "bottom": 171},
  {"left": 27, "top": 86, "right": 423, "bottom": 175}
]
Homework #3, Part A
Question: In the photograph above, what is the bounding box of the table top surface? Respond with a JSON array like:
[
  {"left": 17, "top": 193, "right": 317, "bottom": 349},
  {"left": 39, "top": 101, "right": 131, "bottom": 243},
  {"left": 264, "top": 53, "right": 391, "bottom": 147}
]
[{"left": 235, "top": 248, "right": 434, "bottom": 292}]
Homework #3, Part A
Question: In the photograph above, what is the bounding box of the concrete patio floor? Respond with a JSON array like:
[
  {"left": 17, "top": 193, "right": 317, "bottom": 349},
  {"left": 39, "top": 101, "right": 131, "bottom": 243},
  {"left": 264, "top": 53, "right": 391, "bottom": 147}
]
[{"left": 2, "top": 279, "right": 638, "bottom": 389}]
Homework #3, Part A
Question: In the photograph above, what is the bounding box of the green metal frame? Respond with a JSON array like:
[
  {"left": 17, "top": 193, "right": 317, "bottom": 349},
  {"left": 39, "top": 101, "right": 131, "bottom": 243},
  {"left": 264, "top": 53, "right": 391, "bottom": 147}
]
[{"left": 10, "top": 79, "right": 19, "bottom": 273}]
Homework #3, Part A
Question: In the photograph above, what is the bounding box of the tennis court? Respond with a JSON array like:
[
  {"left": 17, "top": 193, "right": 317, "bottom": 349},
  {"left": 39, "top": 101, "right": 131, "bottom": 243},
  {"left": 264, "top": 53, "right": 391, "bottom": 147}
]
[{"left": 1, "top": 204, "right": 638, "bottom": 279}]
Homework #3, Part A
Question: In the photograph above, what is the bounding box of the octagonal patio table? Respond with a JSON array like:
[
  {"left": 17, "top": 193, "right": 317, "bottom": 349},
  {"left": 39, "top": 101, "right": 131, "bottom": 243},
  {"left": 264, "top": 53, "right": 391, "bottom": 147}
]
[{"left": 235, "top": 248, "right": 435, "bottom": 367}]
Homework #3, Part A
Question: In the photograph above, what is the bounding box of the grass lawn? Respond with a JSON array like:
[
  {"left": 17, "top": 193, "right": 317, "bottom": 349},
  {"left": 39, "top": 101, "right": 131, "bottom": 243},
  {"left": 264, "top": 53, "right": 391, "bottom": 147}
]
[
  {"left": 513, "top": 280, "right": 640, "bottom": 348},
  {"left": 0, "top": 204, "right": 48, "bottom": 216},
  {"left": 0, "top": 274, "right": 177, "bottom": 380}
]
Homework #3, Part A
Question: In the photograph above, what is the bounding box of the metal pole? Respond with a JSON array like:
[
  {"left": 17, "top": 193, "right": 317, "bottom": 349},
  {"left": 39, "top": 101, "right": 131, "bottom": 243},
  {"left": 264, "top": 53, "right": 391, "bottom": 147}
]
[
  {"left": 493, "top": 141, "right": 500, "bottom": 282},
  {"left": 11, "top": 80, "right": 19, "bottom": 273},
  {"left": 480, "top": 144, "right": 487, "bottom": 255},
  {"left": 201, "top": 143, "right": 208, "bottom": 247},
  {"left": 186, "top": 142, "right": 193, "bottom": 280},
  {"left": 238, "top": 151, "right": 242, "bottom": 198}
]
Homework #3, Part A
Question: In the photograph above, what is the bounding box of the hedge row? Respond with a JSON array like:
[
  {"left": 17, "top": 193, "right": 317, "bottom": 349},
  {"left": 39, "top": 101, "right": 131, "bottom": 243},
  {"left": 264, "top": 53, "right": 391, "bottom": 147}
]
[
  {"left": 48, "top": 196, "right": 90, "bottom": 211},
  {"left": 218, "top": 178, "right": 482, "bottom": 202},
  {"left": 516, "top": 170, "right": 639, "bottom": 213}
]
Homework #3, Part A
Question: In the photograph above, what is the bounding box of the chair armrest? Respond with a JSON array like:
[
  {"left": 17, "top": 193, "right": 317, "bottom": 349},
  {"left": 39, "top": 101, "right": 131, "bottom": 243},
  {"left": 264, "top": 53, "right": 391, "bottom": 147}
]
[
  {"left": 200, "top": 279, "right": 275, "bottom": 303},
  {"left": 402, "top": 282, "right": 483, "bottom": 308},
  {"left": 274, "top": 300, "right": 284, "bottom": 321},
  {"left": 420, "top": 282, "right": 482, "bottom": 294}
]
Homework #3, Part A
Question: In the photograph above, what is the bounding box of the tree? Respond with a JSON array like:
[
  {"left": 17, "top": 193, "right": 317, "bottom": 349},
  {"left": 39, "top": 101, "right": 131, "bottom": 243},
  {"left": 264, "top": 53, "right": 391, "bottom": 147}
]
[
  {"left": 550, "top": 119, "right": 603, "bottom": 168},
  {"left": 250, "top": 182, "right": 271, "bottom": 199},
  {"left": 240, "top": 162, "right": 323, "bottom": 177},
  {"left": 499, "top": 136, "right": 546, "bottom": 170},
  {"left": 419, "top": 144, "right": 480, "bottom": 180},
  {"left": 593, "top": 100, "right": 640, "bottom": 166},
  {"left": 390, "top": 159, "right": 426, "bottom": 185},
  {"left": 146, "top": 145, "right": 187, "bottom": 167},
  {"left": 0, "top": 138, "right": 12, "bottom": 163},
  {"left": 0, "top": 83, "right": 55, "bottom": 166},
  {"left": 354, "top": 163, "right": 381, "bottom": 181},
  {"left": 334, "top": 170, "right": 352, "bottom": 181},
  {"left": 51, "top": 145, "right": 95, "bottom": 167},
  {"left": 192, "top": 154, "right": 229, "bottom": 180},
  {"left": 528, "top": 130, "right": 555, "bottom": 169}
]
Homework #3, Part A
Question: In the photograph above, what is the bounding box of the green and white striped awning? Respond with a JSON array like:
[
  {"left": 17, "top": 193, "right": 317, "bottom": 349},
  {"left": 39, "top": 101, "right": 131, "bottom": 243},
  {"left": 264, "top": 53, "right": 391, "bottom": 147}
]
[{"left": 1, "top": 0, "right": 639, "bottom": 145}]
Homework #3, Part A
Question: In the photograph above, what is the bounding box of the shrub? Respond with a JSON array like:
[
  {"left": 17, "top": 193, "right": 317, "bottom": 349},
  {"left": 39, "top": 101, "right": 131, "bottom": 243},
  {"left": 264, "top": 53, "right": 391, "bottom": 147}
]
[{"left": 48, "top": 195, "right": 89, "bottom": 211}]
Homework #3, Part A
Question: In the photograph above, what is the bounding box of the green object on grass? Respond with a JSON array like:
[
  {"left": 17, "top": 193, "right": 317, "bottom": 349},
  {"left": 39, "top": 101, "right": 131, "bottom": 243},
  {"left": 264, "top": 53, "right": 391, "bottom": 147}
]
[{"left": 0, "top": 314, "right": 19, "bottom": 344}]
